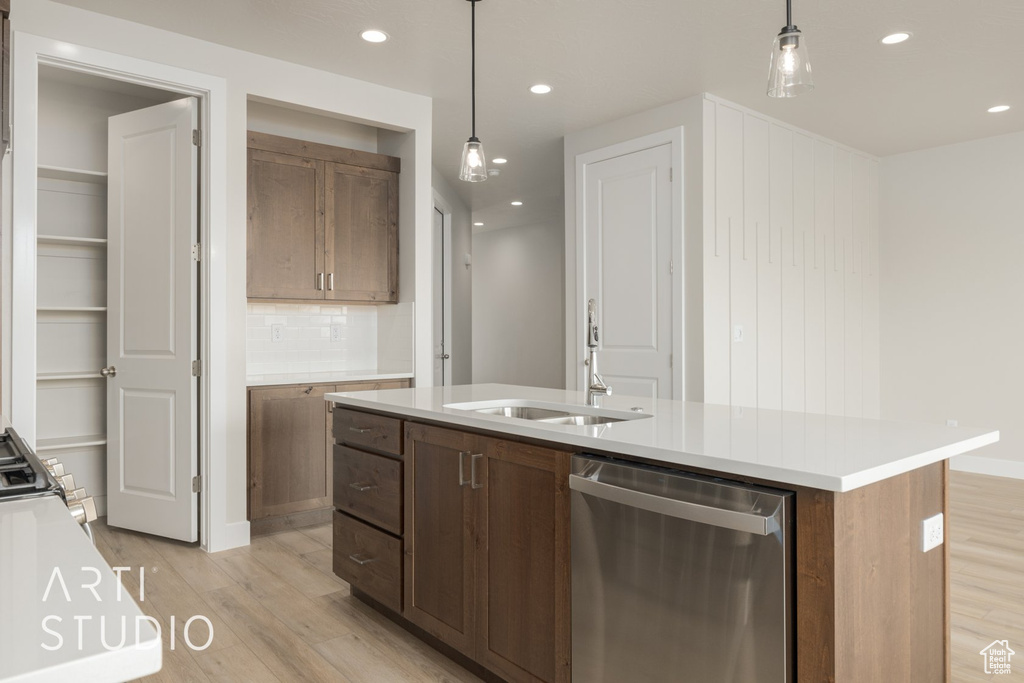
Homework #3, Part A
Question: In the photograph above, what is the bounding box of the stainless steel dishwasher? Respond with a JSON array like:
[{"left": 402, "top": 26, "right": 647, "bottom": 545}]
[{"left": 570, "top": 455, "right": 793, "bottom": 683}]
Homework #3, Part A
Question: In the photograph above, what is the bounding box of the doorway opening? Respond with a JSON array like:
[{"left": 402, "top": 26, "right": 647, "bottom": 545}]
[
  {"left": 432, "top": 200, "right": 453, "bottom": 386},
  {"left": 31, "top": 64, "right": 203, "bottom": 542}
]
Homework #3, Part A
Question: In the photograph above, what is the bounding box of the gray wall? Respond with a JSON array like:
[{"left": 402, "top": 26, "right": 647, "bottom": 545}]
[{"left": 473, "top": 222, "right": 565, "bottom": 388}]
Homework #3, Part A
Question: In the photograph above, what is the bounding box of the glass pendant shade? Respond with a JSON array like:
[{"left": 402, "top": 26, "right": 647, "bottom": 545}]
[
  {"left": 459, "top": 137, "right": 488, "bottom": 182},
  {"left": 767, "top": 29, "right": 814, "bottom": 98}
]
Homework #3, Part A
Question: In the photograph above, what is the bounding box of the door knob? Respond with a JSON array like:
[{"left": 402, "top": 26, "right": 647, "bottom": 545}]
[
  {"left": 100, "top": 366, "right": 117, "bottom": 378},
  {"left": 438, "top": 353, "right": 450, "bottom": 360}
]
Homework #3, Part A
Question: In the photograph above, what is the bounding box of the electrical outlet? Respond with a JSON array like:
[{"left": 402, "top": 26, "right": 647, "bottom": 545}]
[
  {"left": 922, "top": 513, "right": 944, "bottom": 552},
  {"left": 331, "top": 324, "right": 344, "bottom": 343},
  {"left": 271, "top": 324, "right": 285, "bottom": 343},
  {"left": 946, "top": 419, "right": 959, "bottom": 427}
]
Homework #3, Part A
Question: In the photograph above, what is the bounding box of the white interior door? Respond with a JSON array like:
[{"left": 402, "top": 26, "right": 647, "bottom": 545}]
[
  {"left": 432, "top": 207, "right": 449, "bottom": 386},
  {"left": 106, "top": 98, "right": 199, "bottom": 541},
  {"left": 583, "top": 143, "right": 673, "bottom": 400}
]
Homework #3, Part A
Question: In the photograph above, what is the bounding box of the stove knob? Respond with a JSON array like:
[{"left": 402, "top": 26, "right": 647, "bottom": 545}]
[
  {"left": 68, "top": 497, "right": 97, "bottom": 525},
  {"left": 66, "top": 487, "right": 88, "bottom": 502},
  {"left": 56, "top": 473, "right": 75, "bottom": 491}
]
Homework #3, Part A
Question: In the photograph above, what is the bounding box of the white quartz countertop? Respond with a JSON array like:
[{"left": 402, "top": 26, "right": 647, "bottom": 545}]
[
  {"left": 246, "top": 369, "right": 413, "bottom": 387},
  {"left": 324, "top": 383, "right": 999, "bottom": 492},
  {"left": 0, "top": 497, "right": 161, "bottom": 682}
]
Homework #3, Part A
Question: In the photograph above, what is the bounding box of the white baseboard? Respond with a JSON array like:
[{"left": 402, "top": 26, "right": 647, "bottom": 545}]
[
  {"left": 206, "top": 520, "right": 250, "bottom": 553},
  {"left": 950, "top": 455, "right": 1024, "bottom": 480}
]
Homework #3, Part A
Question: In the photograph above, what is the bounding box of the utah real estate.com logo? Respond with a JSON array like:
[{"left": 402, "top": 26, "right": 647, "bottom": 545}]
[{"left": 980, "top": 640, "right": 1014, "bottom": 675}]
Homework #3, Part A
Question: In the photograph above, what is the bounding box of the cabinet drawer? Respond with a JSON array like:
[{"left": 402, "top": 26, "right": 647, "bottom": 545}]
[
  {"left": 333, "top": 512, "right": 402, "bottom": 613},
  {"left": 334, "top": 408, "right": 402, "bottom": 455},
  {"left": 333, "top": 445, "right": 402, "bottom": 535}
]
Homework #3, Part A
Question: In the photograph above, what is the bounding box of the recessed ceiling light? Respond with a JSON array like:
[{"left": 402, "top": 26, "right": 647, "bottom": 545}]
[
  {"left": 880, "top": 32, "right": 911, "bottom": 45},
  {"left": 530, "top": 84, "right": 552, "bottom": 95},
  {"left": 492, "top": 158, "right": 508, "bottom": 164},
  {"left": 474, "top": 222, "right": 484, "bottom": 226},
  {"left": 511, "top": 201, "right": 523, "bottom": 206},
  {"left": 360, "top": 29, "right": 389, "bottom": 43},
  {"left": 987, "top": 105, "right": 1011, "bottom": 113}
]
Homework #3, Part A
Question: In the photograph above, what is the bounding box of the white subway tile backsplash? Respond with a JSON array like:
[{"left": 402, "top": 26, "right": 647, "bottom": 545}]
[{"left": 247, "top": 302, "right": 409, "bottom": 376}]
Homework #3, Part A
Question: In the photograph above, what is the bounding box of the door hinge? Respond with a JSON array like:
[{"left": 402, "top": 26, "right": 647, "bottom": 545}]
[
  {"left": 669, "top": 353, "right": 673, "bottom": 368},
  {"left": 192, "top": 359, "right": 202, "bottom": 377},
  {"left": 192, "top": 243, "right": 201, "bottom": 262},
  {"left": 669, "top": 167, "right": 673, "bottom": 182},
  {"left": 669, "top": 259, "right": 674, "bottom": 275},
  {"left": 192, "top": 129, "right": 201, "bottom": 146},
  {"left": 192, "top": 475, "right": 201, "bottom": 493}
]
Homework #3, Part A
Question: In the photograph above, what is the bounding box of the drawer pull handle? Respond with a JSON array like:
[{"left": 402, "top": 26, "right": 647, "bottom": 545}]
[
  {"left": 458, "top": 451, "right": 471, "bottom": 486},
  {"left": 349, "top": 482, "right": 376, "bottom": 492},
  {"left": 471, "top": 453, "right": 484, "bottom": 490},
  {"left": 348, "top": 427, "right": 373, "bottom": 434},
  {"left": 349, "top": 554, "right": 376, "bottom": 566}
]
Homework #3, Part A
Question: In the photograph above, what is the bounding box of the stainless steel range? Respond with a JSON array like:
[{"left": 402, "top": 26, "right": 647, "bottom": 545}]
[{"left": 0, "top": 424, "right": 97, "bottom": 531}]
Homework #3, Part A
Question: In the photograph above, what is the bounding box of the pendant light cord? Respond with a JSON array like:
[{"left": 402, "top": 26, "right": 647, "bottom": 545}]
[{"left": 471, "top": 0, "right": 477, "bottom": 139}]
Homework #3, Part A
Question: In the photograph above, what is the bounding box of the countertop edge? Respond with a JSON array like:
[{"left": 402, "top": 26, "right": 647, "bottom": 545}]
[
  {"left": 246, "top": 371, "right": 414, "bottom": 387},
  {"left": 324, "top": 392, "right": 1000, "bottom": 493}
]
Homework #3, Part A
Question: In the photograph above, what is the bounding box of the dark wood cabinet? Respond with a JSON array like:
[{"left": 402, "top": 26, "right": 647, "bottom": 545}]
[
  {"left": 247, "top": 131, "right": 399, "bottom": 304},
  {"left": 476, "top": 440, "right": 572, "bottom": 683},
  {"left": 404, "top": 422, "right": 572, "bottom": 683},
  {"left": 403, "top": 422, "right": 490, "bottom": 656},
  {"left": 248, "top": 379, "right": 410, "bottom": 532},
  {"left": 325, "top": 162, "right": 398, "bottom": 302},
  {"left": 246, "top": 148, "right": 324, "bottom": 300},
  {"left": 248, "top": 384, "right": 334, "bottom": 523}
]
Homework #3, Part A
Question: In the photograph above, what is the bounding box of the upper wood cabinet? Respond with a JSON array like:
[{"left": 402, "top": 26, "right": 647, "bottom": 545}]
[{"left": 247, "top": 131, "right": 400, "bottom": 304}]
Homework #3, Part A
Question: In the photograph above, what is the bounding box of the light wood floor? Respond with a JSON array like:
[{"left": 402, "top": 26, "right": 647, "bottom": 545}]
[
  {"left": 92, "top": 518, "right": 482, "bottom": 682},
  {"left": 94, "top": 470, "right": 1022, "bottom": 682},
  {"left": 949, "top": 471, "right": 1024, "bottom": 682}
]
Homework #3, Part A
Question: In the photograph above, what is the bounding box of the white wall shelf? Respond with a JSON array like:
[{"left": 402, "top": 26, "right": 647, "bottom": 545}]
[
  {"left": 37, "top": 434, "right": 108, "bottom": 452},
  {"left": 37, "top": 234, "right": 108, "bottom": 247},
  {"left": 38, "top": 164, "right": 108, "bottom": 184}
]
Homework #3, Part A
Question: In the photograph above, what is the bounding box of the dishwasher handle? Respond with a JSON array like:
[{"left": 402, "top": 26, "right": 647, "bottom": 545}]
[{"left": 569, "top": 473, "right": 780, "bottom": 536}]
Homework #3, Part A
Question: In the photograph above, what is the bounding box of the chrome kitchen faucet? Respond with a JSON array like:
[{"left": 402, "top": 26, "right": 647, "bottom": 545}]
[{"left": 586, "top": 299, "right": 612, "bottom": 406}]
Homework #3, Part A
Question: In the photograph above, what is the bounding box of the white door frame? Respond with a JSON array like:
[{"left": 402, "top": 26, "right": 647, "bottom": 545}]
[
  {"left": 431, "top": 189, "right": 454, "bottom": 386},
  {"left": 572, "top": 128, "right": 685, "bottom": 398},
  {"left": 11, "top": 33, "right": 227, "bottom": 550}
]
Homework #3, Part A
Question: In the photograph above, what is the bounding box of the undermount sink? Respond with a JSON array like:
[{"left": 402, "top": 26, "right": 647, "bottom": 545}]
[{"left": 444, "top": 399, "right": 652, "bottom": 427}]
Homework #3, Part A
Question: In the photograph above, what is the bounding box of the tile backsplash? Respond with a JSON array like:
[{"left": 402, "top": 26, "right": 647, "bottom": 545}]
[{"left": 246, "top": 302, "right": 413, "bottom": 376}]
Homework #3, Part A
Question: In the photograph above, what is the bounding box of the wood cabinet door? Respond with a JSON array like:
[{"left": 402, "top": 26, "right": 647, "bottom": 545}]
[
  {"left": 475, "top": 441, "right": 572, "bottom": 683},
  {"left": 404, "top": 422, "right": 493, "bottom": 657},
  {"left": 324, "top": 162, "right": 398, "bottom": 302},
  {"left": 247, "top": 148, "right": 325, "bottom": 300},
  {"left": 249, "top": 385, "right": 332, "bottom": 519}
]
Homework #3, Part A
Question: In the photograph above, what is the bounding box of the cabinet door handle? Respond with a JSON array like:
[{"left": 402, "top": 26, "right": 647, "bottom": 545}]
[
  {"left": 458, "top": 451, "right": 471, "bottom": 487},
  {"left": 328, "top": 273, "right": 334, "bottom": 291},
  {"left": 471, "top": 453, "right": 483, "bottom": 490},
  {"left": 348, "top": 427, "right": 373, "bottom": 434},
  {"left": 348, "top": 554, "right": 376, "bottom": 566},
  {"left": 349, "top": 482, "right": 376, "bottom": 492},
  {"left": 316, "top": 272, "right": 324, "bottom": 291}
]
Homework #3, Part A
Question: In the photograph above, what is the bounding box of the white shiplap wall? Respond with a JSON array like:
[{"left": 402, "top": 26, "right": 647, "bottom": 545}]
[{"left": 703, "top": 96, "right": 880, "bottom": 417}]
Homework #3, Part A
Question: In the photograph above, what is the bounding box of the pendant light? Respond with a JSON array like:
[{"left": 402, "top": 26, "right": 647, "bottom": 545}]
[
  {"left": 459, "top": 0, "right": 488, "bottom": 182},
  {"left": 766, "top": 0, "right": 814, "bottom": 98}
]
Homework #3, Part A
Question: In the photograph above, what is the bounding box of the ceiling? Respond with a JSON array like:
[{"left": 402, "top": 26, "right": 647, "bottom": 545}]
[{"left": 55, "top": 0, "right": 1024, "bottom": 231}]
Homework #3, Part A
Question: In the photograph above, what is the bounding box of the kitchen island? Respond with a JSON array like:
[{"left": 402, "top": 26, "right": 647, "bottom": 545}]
[{"left": 324, "top": 383, "right": 998, "bottom": 683}]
